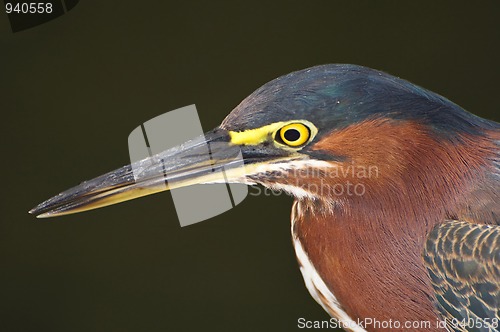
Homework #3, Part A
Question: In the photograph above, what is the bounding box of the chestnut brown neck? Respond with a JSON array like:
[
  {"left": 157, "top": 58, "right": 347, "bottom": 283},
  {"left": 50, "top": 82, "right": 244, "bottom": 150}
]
[{"left": 293, "top": 119, "right": 499, "bottom": 329}]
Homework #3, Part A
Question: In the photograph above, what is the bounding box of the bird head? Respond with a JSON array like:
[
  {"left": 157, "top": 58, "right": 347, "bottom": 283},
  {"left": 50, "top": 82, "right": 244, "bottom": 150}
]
[{"left": 29, "top": 64, "right": 499, "bottom": 218}]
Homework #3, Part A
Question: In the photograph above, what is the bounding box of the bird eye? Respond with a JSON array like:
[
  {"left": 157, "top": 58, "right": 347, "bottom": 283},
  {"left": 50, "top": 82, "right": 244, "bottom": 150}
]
[{"left": 276, "top": 123, "right": 311, "bottom": 147}]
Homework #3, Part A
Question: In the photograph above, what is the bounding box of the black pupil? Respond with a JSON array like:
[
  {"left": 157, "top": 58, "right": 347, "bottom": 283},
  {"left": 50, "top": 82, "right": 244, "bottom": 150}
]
[{"left": 284, "top": 128, "right": 301, "bottom": 142}]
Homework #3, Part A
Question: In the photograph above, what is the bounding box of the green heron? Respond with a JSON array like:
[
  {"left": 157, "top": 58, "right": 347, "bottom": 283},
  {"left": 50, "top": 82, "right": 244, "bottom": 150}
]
[{"left": 30, "top": 65, "right": 499, "bottom": 331}]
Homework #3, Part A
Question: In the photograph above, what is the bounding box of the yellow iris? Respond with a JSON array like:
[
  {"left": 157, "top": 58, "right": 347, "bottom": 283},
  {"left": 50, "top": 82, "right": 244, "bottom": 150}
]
[{"left": 278, "top": 123, "right": 310, "bottom": 147}]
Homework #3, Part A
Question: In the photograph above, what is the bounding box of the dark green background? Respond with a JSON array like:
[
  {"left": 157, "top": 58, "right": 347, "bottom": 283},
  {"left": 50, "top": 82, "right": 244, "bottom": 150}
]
[{"left": 1, "top": 2, "right": 498, "bottom": 331}]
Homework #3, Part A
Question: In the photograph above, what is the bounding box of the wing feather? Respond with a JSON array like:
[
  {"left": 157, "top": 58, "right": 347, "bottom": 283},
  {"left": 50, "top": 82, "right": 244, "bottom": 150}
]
[{"left": 424, "top": 221, "right": 500, "bottom": 332}]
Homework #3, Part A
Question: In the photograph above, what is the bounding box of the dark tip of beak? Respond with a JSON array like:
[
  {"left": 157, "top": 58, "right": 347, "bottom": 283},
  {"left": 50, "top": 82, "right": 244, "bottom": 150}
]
[{"left": 27, "top": 128, "right": 245, "bottom": 218}]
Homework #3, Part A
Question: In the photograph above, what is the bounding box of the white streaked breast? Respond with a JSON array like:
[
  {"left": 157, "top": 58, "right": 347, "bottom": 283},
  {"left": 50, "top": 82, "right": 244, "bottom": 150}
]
[{"left": 291, "top": 201, "right": 367, "bottom": 332}]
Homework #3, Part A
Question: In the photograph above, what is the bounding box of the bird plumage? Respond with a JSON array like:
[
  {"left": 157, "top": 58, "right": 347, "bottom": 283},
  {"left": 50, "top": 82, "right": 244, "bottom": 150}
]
[
  {"left": 225, "top": 65, "right": 499, "bottom": 330},
  {"left": 424, "top": 221, "right": 499, "bottom": 332},
  {"left": 30, "top": 64, "right": 499, "bottom": 331}
]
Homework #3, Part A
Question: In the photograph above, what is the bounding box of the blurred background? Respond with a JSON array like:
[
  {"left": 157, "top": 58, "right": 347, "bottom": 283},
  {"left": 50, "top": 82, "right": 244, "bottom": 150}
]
[{"left": 1, "top": 1, "right": 498, "bottom": 331}]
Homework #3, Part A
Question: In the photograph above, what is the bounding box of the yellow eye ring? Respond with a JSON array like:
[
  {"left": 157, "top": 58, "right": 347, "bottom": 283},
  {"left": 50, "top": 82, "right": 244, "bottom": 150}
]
[{"left": 277, "top": 123, "right": 311, "bottom": 147}]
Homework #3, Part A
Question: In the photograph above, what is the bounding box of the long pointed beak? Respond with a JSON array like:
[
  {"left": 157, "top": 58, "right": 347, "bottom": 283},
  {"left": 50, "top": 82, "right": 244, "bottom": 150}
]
[{"left": 29, "top": 128, "right": 300, "bottom": 218}]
